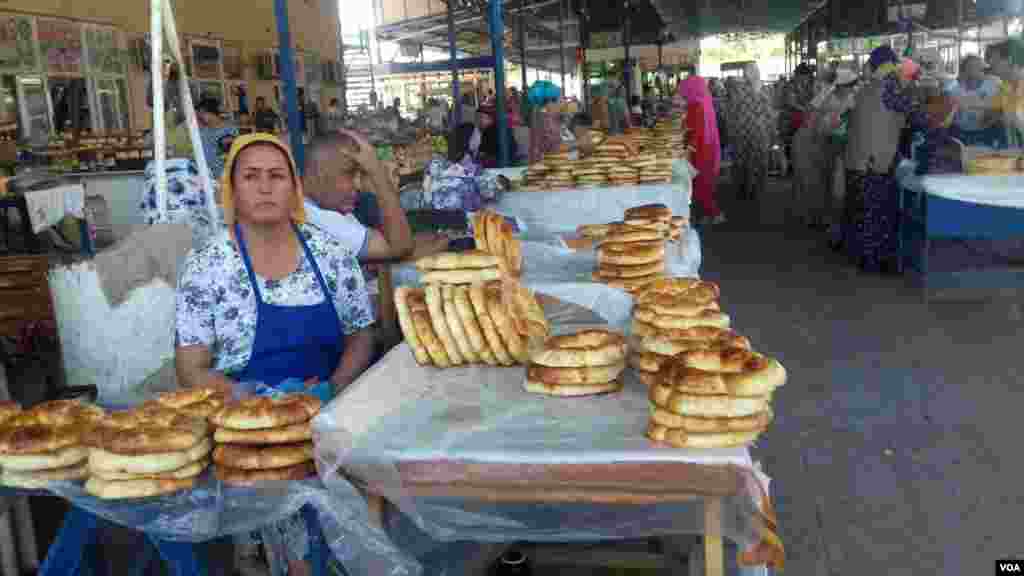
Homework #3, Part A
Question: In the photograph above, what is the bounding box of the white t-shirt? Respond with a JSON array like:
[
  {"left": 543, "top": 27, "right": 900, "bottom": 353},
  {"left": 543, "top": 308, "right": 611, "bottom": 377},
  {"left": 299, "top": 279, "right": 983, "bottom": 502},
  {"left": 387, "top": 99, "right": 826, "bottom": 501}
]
[{"left": 303, "top": 199, "right": 369, "bottom": 260}]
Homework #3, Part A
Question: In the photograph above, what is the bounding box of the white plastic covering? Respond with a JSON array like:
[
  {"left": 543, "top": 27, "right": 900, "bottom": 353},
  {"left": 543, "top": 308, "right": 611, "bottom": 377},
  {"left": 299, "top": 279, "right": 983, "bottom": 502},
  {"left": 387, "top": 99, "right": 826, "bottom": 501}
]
[
  {"left": 490, "top": 160, "right": 694, "bottom": 239},
  {"left": 313, "top": 296, "right": 770, "bottom": 573},
  {"left": 905, "top": 173, "right": 1024, "bottom": 209},
  {"left": 49, "top": 263, "right": 177, "bottom": 405}
]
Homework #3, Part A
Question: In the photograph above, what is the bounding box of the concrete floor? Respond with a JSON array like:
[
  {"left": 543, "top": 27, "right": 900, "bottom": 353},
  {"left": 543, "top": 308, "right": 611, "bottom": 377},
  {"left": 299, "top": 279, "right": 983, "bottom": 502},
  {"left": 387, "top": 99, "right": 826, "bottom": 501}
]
[{"left": 698, "top": 178, "right": 1024, "bottom": 575}]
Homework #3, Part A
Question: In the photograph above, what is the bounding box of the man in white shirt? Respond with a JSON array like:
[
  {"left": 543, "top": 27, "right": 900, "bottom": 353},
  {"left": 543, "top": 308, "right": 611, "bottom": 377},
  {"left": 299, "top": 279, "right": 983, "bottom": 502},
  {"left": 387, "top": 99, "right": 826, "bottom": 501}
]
[{"left": 302, "top": 130, "right": 450, "bottom": 263}]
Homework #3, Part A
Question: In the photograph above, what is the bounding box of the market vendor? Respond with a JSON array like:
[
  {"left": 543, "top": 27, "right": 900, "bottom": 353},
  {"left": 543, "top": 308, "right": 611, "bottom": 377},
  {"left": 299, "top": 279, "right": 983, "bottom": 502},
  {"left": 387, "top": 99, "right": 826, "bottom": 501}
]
[
  {"left": 175, "top": 133, "right": 374, "bottom": 574},
  {"left": 942, "top": 55, "right": 1004, "bottom": 147},
  {"left": 477, "top": 104, "right": 519, "bottom": 167}
]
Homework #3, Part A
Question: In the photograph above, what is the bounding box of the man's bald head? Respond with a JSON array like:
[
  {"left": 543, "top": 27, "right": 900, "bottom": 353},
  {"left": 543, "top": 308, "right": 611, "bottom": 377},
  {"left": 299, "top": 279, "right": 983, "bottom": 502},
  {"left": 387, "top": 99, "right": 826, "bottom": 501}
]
[{"left": 304, "top": 134, "right": 362, "bottom": 213}]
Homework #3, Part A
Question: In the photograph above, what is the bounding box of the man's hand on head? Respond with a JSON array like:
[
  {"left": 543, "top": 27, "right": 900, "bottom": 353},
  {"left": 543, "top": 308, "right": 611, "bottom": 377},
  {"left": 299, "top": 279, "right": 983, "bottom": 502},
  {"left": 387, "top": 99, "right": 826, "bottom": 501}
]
[{"left": 338, "top": 129, "right": 382, "bottom": 173}]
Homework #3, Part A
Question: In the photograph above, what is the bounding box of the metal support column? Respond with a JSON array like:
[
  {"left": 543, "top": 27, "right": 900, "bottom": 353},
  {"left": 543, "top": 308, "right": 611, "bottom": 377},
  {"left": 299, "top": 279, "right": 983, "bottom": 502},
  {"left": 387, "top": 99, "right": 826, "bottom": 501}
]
[
  {"left": 519, "top": 14, "right": 528, "bottom": 91},
  {"left": 558, "top": 0, "right": 566, "bottom": 91},
  {"left": 489, "top": 0, "right": 509, "bottom": 167},
  {"left": 274, "top": 0, "right": 304, "bottom": 170},
  {"left": 623, "top": 1, "right": 632, "bottom": 105},
  {"left": 448, "top": 0, "right": 462, "bottom": 129}
]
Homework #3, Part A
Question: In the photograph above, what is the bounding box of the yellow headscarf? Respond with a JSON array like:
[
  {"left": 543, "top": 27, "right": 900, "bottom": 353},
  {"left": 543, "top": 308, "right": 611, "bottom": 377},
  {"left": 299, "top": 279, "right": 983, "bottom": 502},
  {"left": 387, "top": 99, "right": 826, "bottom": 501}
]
[{"left": 220, "top": 132, "right": 306, "bottom": 226}]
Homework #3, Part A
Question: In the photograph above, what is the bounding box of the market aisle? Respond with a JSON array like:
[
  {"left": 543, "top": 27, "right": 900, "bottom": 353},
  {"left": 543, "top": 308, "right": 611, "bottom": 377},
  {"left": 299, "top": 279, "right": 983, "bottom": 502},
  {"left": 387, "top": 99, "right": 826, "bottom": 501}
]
[{"left": 699, "top": 215, "right": 1024, "bottom": 576}]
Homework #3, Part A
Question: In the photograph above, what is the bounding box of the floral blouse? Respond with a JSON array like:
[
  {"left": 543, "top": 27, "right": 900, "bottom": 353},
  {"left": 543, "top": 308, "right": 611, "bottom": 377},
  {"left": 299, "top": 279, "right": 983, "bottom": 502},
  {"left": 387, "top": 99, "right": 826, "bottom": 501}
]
[{"left": 176, "top": 222, "right": 374, "bottom": 376}]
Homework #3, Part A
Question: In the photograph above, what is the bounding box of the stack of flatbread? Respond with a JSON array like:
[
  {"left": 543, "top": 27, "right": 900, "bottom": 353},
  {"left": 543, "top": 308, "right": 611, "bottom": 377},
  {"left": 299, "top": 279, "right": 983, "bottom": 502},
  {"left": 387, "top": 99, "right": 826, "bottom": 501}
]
[
  {"left": 470, "top": 209, "right": 523, "bottom": 277},
  {"left": 416, "top": 250, "right": 503, "bottom": 285},
  {"left": 0, "top": 400, "right": 104, "bottom": 489},
  {"left": 394, "top": 279, "right": 549, "bottom": 368},
  {"left": 622, "top": 278, "right": 720, "bottom": 385},
  {"left": 630, "top": 277, "right": 730, "bottom": 339},
  {"left": 525, "top": 329, "right": 627, "bottom": 396},
  {"left": 592, "top": 225, "right": 667, "bottom": 294},
  {"left": 86, "top": 402, "right": 212, "bottom": 499},
  {"left": 211, "top": 394, "right": 320, "bottom": 486},
  {"left": 647, "top": 342, "right": 785, "bottom": 449}
]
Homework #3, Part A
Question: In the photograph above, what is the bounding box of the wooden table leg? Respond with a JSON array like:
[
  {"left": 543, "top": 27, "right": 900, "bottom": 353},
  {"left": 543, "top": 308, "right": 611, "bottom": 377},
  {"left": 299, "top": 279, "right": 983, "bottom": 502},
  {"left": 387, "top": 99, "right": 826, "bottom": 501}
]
[{"left": 704, "top": 497, "right": 724, "bottom": 576}]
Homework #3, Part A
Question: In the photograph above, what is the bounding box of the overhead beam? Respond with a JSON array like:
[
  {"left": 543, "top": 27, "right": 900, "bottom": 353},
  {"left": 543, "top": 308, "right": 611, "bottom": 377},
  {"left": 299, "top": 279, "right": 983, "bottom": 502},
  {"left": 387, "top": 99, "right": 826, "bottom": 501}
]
[{"left": 373, "top": 56, "right": 497, "bottom": 75}]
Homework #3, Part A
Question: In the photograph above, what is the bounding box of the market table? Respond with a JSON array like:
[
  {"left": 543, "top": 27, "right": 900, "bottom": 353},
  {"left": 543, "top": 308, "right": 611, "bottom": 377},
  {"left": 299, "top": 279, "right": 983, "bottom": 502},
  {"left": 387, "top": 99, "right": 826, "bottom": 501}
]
[
  {"left": 897, "top": 161, "right": 1024, "bottom": 297},
  {"left": 313, "top": 295, "right": 782, "bottom": 576}
]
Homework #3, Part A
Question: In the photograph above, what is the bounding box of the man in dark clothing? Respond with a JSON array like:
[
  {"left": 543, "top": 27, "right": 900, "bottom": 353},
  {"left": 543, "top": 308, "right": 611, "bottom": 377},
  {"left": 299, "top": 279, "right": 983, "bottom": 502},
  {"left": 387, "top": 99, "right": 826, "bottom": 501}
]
[{"left": 252, "top": 96, "right": 279, "bottom": 132}]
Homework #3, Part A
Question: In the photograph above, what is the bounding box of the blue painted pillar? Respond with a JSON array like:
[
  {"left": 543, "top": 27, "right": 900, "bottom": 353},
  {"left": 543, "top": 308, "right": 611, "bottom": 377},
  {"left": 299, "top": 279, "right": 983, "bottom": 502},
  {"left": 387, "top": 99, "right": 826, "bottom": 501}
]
[
  {"left": 274, "top": 0, "right": 305, "bottom": 171},
  {"left": 488, "top": 0, "right": 509, "bottom": 167},
  {"left": 448, "top": 1, "right": 461, "bottom": 128}
]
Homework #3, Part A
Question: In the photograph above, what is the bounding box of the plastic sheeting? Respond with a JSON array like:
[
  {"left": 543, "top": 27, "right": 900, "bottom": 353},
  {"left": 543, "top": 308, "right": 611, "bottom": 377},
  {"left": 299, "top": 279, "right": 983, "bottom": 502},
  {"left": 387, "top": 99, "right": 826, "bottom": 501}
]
[
  {"left": 314, "top": 296, "right": 771, "bottom": 574},
  {"left": 490, "top": 160, "right": 694, "bottom": 239},
  {"left": 898, "top": 159, "right": 1024, "bottom": 209}
]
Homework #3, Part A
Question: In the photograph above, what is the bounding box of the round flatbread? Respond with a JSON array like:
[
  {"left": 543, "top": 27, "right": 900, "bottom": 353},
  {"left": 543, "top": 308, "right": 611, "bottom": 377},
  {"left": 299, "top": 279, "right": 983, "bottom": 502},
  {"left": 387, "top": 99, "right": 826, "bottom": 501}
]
[
  {"left": 594, "top": 272, "right": 664, "bottom": 293},
  {"left": 424, "top": 284, "right": 465, "bottom": 365},
  {"left": 155, "top": 387, "right": 221, "bottom": 410},
  {"left": 641, "top": 328, "right": 751, "bottom": 357},
  {"left": 420, "top": 267, "right": 502, "bottom": 285},
  {"left": 662, "top": 350, "right": 787, "bottom": 397},
  {"left": 649, "top": 408, "right": 773, "bottom": 432},
  {"left": 210, "top": 395, "right": 320, "bottom": 431},
  {"left": 175, "top": 397, "right": 227, "bottom": 420},
  {"left": 214, "top": 421, "right": 312, "bottom": 445},
  {"left": 416, "top": 250, "right": 500, "bottom": 271},
  {"left": 0, "top": 445, "right": 88, "bottom": 472},
  {"left": 624, "top": 204, "right": 673, "bottom": 222},
  {"left": 529, "top": 329, "right": 627, "bottom": 368},
  {"left": 89, "top": 457, "right": 209, "bottom": 481},
  {"left": 93, "top": 420, "right": 209, "bottom": 456},
  {"left": 646, "top": 422, "right": 765, "bottom": 448},
  {"left": 597, "top": 242, "right": 665, "bottom": 266},
  {"left": 1, "top": 462, "right": 88, "bottom": 488},
  {"left": 212, "top": 441, "right": 314, "bottom": 470},
  {"left": 523, "top": 378, "right": 623, "bottom": 397},
  {"left": 526, "top": 362, "right": 625, "bottom": 385},
  {"left": 634, "top": 307, "right": 731, "bottom": 330},
  {"left": 8, "top": 400, "right": 104, "bottom": 428},
  {"left": 89, "top": 437, "right": 212, "bottom": 475},
  {"left": 214, "top": 460, "right": 317, "bottom": 486},
  {"left": 648, "top": 385, "right": 771, "bottom": 418},
  {"left": 594, "top": 260, "right": 665, "bottom": 279},
  {"left": 452, "top": 285, "right": 497, "bottom": 365},
  {"left": 0, "top": 424, "right": 80, "bottom": 455},
  {"left": 84, "top": 476, "right": 197, "bottom": 500},
  {"left": 441, "top": 285, "right": 479, "bottom": 363},
  {"left": 468, "top": 283, "right": 514, "bottom": 366},
  {"left": 394, "top": 287, "right": 432, "bottom": 365}
]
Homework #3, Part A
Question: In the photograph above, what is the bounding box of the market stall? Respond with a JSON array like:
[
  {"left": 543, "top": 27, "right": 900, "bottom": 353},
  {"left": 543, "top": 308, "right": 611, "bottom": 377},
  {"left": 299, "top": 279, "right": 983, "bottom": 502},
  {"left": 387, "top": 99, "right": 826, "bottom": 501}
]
[
  {"left": 314, "top": 288, "right": 785, "bottom": 576},
  {"left": 898, "top": 157, "right": 1024, "bottom": 297}
]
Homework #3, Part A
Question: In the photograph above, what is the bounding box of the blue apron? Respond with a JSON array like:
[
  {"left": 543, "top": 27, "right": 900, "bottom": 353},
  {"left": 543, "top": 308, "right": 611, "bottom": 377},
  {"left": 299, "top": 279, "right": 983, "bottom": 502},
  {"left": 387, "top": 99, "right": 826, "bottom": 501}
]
[
  {"left": 233, "top": 221, "right": 345, "bottom": 388},
  {"left": 233, "top": 221, "right": 339, "bottom": 571}
]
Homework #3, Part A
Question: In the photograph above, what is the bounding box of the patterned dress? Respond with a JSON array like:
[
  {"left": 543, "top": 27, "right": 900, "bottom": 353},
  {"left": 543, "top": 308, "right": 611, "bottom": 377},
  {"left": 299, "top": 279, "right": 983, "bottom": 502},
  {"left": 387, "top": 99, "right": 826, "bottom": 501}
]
[
  {"left": 726, "top": 81, "right": 775, "bottom": 185},
  {"left": 175, "top": 222, "right": 374, "bottom": 376},
  {"left": 843, "top": 75, "right": 928, "bottom": 271}
]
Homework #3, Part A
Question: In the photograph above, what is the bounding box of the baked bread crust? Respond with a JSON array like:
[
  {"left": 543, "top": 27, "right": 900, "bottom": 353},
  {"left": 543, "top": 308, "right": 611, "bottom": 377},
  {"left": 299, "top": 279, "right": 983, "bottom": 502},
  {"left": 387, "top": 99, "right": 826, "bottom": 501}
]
[
  {"left": 212, "top": 441, "right": 314, "bottom": 470},
  {"left": 529, "top": 329, "right": 627, "bottom": 368},
  {"left": 210, "top": 395, "right": 320, "bottom": 431}
]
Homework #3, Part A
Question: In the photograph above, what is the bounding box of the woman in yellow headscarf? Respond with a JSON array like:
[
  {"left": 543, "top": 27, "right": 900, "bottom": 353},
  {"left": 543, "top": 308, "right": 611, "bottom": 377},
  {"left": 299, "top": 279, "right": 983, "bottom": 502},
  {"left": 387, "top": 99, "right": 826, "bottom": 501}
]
[{"left": 175, "top": 133, "right": 374, "bottom": 574}]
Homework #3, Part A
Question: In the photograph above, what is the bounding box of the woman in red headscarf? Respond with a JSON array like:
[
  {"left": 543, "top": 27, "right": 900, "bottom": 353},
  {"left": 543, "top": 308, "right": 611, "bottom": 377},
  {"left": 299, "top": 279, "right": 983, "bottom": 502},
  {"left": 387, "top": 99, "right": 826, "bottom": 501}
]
[{"left": 679, "top": 74, "right": 724, "bottom": 224}]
